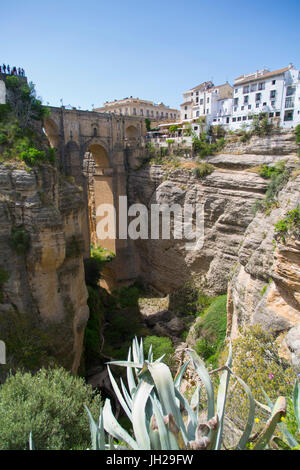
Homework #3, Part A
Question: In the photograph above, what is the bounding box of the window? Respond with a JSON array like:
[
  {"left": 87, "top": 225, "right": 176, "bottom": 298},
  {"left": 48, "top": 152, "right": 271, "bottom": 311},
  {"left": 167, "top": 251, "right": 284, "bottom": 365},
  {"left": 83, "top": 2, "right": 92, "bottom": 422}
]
[
  {"left": 184, "top": 106, "right": 188, "bottom": 110},
  {"left": 151, "top": 110, "right": 154, "bottom": 116},
  {"left": 258, "top": 82, "right": 265, "bottom": 90},
  {"left": 256, "top": 103, "right": 259, "bottom": 108},
  {"left": 244, "top": 95, "right": 249, "bottom": 104},
  {"left": 241, "top": 106, "right": 244, "bottom": 110},
  {"left": 255, "top": 93, "right": 261, "bottom": 101},
  {"left": 243, "top": 116, "right": 247, "bottom": 121},
  {"left": 234, "top": 106, "right": 237, "bottom": 111},
  {"left": 184, "top": 114, "right": 187, "bottom": 119},
  {"left": 196, "top": 111, "right": 199, "bottom": 117},
  {"left": 166, "top": 113, "right": 168, "bottom": 118},
  {"left": 285, "top": 97, "right": 294, "bottom": 108},
  {"left": 272, "top": 80, "right": 276, "bottom": 85},
  {"left": 194, "top": 126, "right": 198, "bottom": 130},
  {"left": 146, "top": 110, "right": 149, "bottom": 116},
  {"left": 286, "top": 86, "right": 296, "bottom": 96},
  {"left": 271, "top": 101, "right": 275, "bottom": 107},
  {"left": 269, "top": 112, "right": 274, "bottom": 117},
  {"left": 196, "top": 97, "right": 199, "bottom": 103},
  {"left": 237, "top": 117, "right": 241, "bottom": 121},
  {"left": 196, "top": 91, "right": 199, "bottom": 95},
  {"left": 243, "top": 85, "right": 250, "bottom": 93},
  {"left": 263, "top": 102, "right": 267, "bottom": 106},
  {"left": 235, "top": 88, "right": 238, "bottom": 93},
  {"left": 207, "top": 98, "right": 210, "bottom": 103},
  {"left": 133, "top": 108, "right": 136, "bottom": 115},
  {"left": 226, "top": 117, "right": 230, "bottom": 123},
  {"left": 248, "top": 105, "right": 252, "bottom": 110},
  {"left": 206, "top": 109, "right": 209, "bottom": 114},
  {"left": 213, "top": 119, "right": 217, "bottom": 122},
  {"left": 251, "top": 83, "right": 257, "bottom": 92},
  {"left": 270, "top": 90, "right": 276, "bottom": 99},
  {"left": 234, "top": 98, "right": 239, "bottom": 106},
  {"left": 200, "top": 99, "right": 203, "bottom": 105},
  {"left": 276, "top": 112, "right": 280, "bottom": 117},
  {"left": 232, "top": 117, "right": 236, "bottom": 122},
  {"left": 93, "top": 128, "right": 97, "bottom": 136},
  {"left": 140, "top": 109, "right": 143, "bottom": 116},
  {"left": 284, "top": 110, "right": 294, "bottom": 121},
  {"left": 248, "top": 115, "right": 253, "bottom": 120}
]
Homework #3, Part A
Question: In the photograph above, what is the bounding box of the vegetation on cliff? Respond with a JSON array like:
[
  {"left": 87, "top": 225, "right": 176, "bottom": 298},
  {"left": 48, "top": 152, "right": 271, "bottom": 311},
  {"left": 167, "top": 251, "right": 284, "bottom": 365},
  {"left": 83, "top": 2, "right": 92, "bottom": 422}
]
[
  {"left": 0, "top": 368, "right": 101, "bottom": 450},
  {"left": 0, "top": 75, "right": 54, "bottom": 167}
]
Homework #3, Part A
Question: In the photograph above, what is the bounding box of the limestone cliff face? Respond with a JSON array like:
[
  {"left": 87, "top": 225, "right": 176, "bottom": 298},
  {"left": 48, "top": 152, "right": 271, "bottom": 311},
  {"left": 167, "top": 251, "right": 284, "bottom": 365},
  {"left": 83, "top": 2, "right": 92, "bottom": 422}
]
[
  {"left": 0, "top": 163, "right": 89, "bottom": 373},
  {"left": 227, "top": 174, "right": 300, "bottom": 366},
  {"left": 128, "top": 156, "right": 293, "bottom": 296},
  {"left": 223, "top": 129, "right": 297, "bottom": 156}
]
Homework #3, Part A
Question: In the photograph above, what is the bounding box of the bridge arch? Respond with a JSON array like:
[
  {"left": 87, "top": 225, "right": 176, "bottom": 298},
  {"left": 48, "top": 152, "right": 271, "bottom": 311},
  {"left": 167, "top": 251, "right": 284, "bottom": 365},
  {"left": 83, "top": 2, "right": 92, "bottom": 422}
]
[
  {"left": 125, "top": 125, "right": 139, "bottom": 140},
  {"left": 43, "top": 117, "right": 60, "bottom": 149},
  {"left": 84, "top": 141, "right": 115, "bottom": 261},
  {"left": 88, "top": 143, "right": 110, "bottom": 168}
]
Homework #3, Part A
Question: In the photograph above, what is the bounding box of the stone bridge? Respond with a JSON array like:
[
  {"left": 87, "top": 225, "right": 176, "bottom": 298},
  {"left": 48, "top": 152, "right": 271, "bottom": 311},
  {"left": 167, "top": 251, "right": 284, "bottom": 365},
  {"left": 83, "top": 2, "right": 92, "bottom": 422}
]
[{"left": 44, "top": 106, "right": 147, "bottom": 287}]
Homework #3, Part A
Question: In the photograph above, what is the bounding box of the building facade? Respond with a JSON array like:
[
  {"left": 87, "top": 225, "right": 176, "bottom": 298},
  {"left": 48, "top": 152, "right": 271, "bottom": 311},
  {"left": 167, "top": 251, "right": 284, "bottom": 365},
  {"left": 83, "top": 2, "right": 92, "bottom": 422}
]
[
  {"left": 95, "top": 97, "right": 180, "bottom": 121},
  {"left": 229, "top": 64, "right": 300, "bottom": 131},
  {"left": 179, "top": 64, "right": 300, "bottom": 132},
  {"left": 180, "top": 81, "right": 233, "bottom": 125}
]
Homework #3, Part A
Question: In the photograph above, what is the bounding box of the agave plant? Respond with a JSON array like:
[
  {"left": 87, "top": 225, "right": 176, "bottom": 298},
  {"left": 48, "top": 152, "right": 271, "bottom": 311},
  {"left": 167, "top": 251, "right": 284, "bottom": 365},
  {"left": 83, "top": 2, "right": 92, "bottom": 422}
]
[
  {"left": 257, "top": 380, "right": 300, "bottom": 450},
  {"left": 85, "top": 337, "right": 286, "bottom": 450}
]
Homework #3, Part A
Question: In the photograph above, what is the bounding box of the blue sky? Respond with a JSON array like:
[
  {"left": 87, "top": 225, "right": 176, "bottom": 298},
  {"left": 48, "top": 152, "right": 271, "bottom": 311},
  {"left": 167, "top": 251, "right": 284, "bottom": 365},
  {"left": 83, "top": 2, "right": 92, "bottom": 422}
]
[{"left": 2, "top": 0, "right": 300, "bottom": 110}]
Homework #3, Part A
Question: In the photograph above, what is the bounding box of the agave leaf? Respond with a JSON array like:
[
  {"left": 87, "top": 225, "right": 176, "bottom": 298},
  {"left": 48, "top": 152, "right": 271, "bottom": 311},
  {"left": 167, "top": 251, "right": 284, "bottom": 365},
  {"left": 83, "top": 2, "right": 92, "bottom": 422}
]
[
  {"left": 107, "top": 366, "right": 132, "bottom": 420},
  {"left": 261, "top": 388, "right": 298, "bottom": 448},
  {"left": 131, "top": 378, "right": 154, "bottom": 449},
  {"left": 84, "top": 404, "right": 105, "bottom": 450},
  {"left": 126, "top": 347, "right": 137, "bottom": 398},
  {"left": 150, "top": 396, "right": 172, "bottom": 450},
  {"left": 232, "top": 374, "right": 255, "bottom": 450},
  {"left": 293, "top": 380, "right": 300, "bottom": 431},
  {"left": 174, "top": 361, "right": 190, "bottom": 390},
  {"left": 149, "top": 425, "right": 162, "bottom": 450},
  {"left": 106, "top": 360, "right": 143, "bottom": 368},
  {"left": 148, "top": 362, "right": 188, "bottom": 445},
  {"left": 103, "top": 399, "right": 139, "bottom": 450},
  {"left": 215, "top": 343, "right": 232, "bottom": 450},
  {"left": 253, "top": 396, "right": 286, "bottom": 450},
  {"left": 174, "top": 387, "right": 198, "bottom": 441},
  {"left": 190, "top": 385, "right": 201, "bottom": 419},
  {"left": 154, "top": 354, "right": 166, "bottom": 363},
  {"left": 139, "top": 337, "right": 144, "bottom": 364},
  {"left": 120, "top": 377, "right": 133, "bottom": 410},
  {"left": 29, "top": 432, "right": 34, "bottom": 450},
  {"left": 186, "top": 348, "right": 215, "bottom": 421},
  {"left": 147, "top": 343, "right": 153, "bottom": 363}
]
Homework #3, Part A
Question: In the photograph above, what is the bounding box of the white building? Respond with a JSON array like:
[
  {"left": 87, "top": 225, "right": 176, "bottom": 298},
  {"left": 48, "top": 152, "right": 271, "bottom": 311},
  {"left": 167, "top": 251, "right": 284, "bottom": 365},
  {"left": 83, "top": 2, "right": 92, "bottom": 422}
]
[
  {"left": 0, "top": 80, "right": 6, "bottom": 104},
  {"left": 230, "top": 64, "right": 300, "bottom": 130},
  {"left": 180, "top": 81, "right": 233, "bottom": 128}
]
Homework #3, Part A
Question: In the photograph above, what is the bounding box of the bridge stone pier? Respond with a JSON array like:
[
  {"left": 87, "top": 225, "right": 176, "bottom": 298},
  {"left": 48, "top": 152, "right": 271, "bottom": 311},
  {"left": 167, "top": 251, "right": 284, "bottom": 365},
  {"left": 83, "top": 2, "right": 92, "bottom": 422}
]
[{"left": 44, "top": 106, "right": 146, "bottom": 288}]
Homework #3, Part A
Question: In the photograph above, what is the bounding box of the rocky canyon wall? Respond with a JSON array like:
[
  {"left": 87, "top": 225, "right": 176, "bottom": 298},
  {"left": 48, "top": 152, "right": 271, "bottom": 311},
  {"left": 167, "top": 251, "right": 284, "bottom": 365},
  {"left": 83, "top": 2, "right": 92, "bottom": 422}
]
[{"left": 0, "top": 163, "right": 89, "bottom": 374}]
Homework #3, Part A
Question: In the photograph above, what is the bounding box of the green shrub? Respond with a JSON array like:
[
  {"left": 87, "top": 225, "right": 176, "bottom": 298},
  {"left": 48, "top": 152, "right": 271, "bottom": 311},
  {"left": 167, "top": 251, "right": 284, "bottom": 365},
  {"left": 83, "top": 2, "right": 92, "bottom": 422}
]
[
  {"left": 169, "top": 284, "right": 213, "bottom": 317},
  {"left": 226, "top": 325, "right": 294, "bottom": 424},
  {"left": 143, "top": 335, "right": 175, "bottom": 368},
  {"left": 274, "top": 207, "right": 300, "bottom": 243},
  {"left": 10, "top": 226, "right": 30, "bottom": 254},
  {"left": 194, "top": 295, "right": 227, "bottom": 366},
  {"left": 118, "top": 285, "right": 140, "bottom": 308},
  {"left": 253, "top": 162, "right": 290, "bottom": 213},
  {"left": 193, "top": 162, "right": 215, "bottom": 178},
  {"left": 0, "top": 367, "right": 102, "bottom": 450}
]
